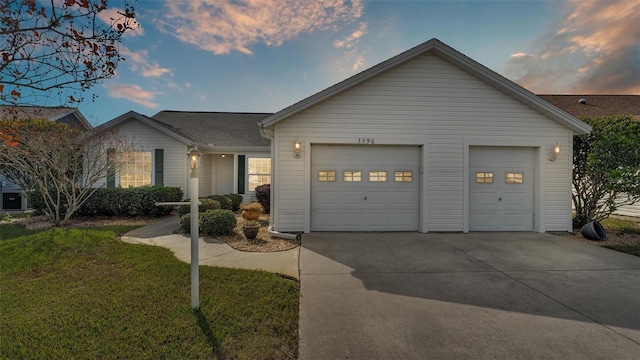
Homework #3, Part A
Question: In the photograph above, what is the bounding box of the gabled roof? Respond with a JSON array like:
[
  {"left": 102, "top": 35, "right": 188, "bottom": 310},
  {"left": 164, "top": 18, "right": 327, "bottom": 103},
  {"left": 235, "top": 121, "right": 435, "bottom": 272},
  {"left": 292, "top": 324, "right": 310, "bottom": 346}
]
[
  {"left": 94, "top": 110, "right": 195, "bottom": 145},
  {"left": 152, "top": 111, "right": 272, "bottom": 149},
  {"left": 0, "top": 105, "right": 91, "bottom": 129},
  {"left": 538, "top": 95, "right": 639, "bottom": 120},
  {"left": 259, "top": 38, "right": 591, "bottom": 135}
]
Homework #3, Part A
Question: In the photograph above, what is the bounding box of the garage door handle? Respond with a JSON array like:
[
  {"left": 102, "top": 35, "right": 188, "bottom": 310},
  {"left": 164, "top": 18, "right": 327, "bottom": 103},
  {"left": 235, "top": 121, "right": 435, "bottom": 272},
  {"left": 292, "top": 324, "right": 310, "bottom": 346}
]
[
  {"left": 499, "top": 197, "right": 502, "bottom": 201},
  {"left": 364, "top": 196, "right": 367, "bottom": 201}
]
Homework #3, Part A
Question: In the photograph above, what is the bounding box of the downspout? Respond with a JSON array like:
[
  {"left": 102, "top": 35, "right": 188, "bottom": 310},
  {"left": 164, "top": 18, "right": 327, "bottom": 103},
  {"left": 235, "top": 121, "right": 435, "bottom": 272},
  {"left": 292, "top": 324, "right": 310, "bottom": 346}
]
[{"left": 259, "top": 125, "right": 300, "bottom": 240}]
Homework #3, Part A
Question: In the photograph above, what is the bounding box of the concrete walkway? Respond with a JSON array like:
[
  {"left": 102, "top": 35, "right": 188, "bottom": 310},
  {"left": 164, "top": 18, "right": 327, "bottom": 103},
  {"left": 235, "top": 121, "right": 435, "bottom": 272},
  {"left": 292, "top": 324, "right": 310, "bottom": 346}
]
[{"left": 121, "top": 216, "right": 300, "bottom": 279}]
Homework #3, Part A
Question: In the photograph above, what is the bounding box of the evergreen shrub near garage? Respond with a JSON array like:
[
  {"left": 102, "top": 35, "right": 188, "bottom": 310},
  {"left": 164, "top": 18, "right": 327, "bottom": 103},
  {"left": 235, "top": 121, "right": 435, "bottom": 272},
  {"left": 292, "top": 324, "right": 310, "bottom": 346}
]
[
  {"left": 179, "top": 209, "right": 237, "bottom": 236},
  {"left": 225, "top": 194, "right": 244, "bottom": 211},
  {"left": 255, "top": 184, "right": 270, "bottom": 214},
  {"left": 177, "top": 198, "right": 221, "bottom": 217}
]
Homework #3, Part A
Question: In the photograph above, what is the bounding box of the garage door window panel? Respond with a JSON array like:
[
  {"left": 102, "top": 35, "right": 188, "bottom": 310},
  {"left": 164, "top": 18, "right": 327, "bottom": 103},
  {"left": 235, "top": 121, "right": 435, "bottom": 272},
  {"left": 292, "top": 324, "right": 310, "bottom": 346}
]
[
  {"left": 369, "top": 171, "right": 387, "bottom": 182},
  {"left": 317, "top": 170, "right": 336, "bottom": 182},
  {"left": 395, "top": 171, "right": 413, "bottom": 182},
  {"left": 476, "top": 172, "right": 494, "bottom": 184},
  {"left": 344, "top": 171, "right": 362, "bottom": 182},
  {"left": 506, "top": 172, "right": 524, "bottom": 184}
]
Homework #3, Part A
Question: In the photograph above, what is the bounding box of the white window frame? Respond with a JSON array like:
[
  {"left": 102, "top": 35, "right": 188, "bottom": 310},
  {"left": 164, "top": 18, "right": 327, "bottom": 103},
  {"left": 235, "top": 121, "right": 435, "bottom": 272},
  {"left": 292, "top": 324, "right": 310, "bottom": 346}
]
[
  {"left": 247, "top": 157, "right": 271, "bottom": 192},
  {"left": 118, "top": 151, "right": 153, "bottom": 188}
]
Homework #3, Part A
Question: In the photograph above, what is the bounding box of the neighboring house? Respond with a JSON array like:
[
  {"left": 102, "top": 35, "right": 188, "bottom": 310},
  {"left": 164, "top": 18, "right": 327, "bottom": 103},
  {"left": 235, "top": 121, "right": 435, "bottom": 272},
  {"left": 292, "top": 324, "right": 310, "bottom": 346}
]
[
  {"left": 94, "top": 110, "right": 272, "bottom": 201},
  {"left": 258, "top": 38, "right": 591, "bottom": 234},
  {"left": 0, "top": 106, "right": 91, "bottom": 211},
  {"left": 539, "top": 95, "right": 640, "bottom": 218}
]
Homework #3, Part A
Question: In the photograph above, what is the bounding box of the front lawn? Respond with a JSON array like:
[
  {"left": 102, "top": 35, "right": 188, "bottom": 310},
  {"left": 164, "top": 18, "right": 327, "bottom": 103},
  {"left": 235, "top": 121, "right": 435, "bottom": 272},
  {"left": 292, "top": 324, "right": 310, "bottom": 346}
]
[{"left": 0, "top": 224, "right": 298, "bottom": 359}]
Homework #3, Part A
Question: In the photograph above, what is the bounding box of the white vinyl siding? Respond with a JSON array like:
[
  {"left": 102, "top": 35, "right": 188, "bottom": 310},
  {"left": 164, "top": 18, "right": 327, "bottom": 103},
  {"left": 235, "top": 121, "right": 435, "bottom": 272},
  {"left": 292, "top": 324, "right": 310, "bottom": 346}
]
[
  {"left": 101, "top": 119, "right": 188, "bottom": 191},
  {"left": 271, "top": 53, "right": 574, "bottom": 233}
]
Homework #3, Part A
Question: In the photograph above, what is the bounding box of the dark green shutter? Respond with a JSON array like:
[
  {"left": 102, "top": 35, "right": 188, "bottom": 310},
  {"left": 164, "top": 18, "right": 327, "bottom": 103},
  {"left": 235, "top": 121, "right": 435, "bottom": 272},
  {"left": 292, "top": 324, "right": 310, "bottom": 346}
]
[
  {"left": 154, "top": 149, "right": 164, "bottom": 186},
  {"left": 106, "top": 148, "right": 115, "bottom": 188},
  {"left": 238, "top": 155, "right": 245, "bottom": 194}
]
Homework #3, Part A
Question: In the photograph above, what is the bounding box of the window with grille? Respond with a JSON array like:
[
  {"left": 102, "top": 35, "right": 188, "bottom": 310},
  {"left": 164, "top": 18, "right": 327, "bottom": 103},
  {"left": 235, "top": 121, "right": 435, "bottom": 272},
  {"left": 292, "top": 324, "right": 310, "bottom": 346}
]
[
  {"left": 120, "top": 151, "right": 152, "bottom": 188},
  {"left": 248, "top": 158, "right": 271, "bottom": 191}
]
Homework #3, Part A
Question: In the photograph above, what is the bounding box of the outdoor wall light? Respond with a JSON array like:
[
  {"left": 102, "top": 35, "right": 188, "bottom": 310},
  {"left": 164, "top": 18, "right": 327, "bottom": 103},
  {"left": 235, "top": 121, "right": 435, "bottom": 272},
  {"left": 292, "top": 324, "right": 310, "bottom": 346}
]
[
  {"left": 550, "top": 143, "right": 561, "bottom": 161},
  {"left": 188, "top": 146, "right": 202, "bottom": 169},
  {"left": 294, "top": 140, "right": 302, "bottom": 158}
]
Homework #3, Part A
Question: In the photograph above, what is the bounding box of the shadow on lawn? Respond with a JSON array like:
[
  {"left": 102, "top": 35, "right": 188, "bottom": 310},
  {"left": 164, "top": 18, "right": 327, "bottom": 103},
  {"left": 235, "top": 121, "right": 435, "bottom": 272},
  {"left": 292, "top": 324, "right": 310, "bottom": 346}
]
[{"left": 194, "top": 309, "right": 225, "bottom": 358}]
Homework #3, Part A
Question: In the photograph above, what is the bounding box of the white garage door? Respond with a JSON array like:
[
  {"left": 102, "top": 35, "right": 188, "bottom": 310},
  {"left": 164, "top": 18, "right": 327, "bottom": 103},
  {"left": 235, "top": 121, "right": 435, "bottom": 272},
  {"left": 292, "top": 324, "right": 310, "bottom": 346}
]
[
  {"left": 311, "top": 145, "right": 420, "bottom": 231},
  {"left": 469, "top": 146, "right": 535, "bottom": 231}
]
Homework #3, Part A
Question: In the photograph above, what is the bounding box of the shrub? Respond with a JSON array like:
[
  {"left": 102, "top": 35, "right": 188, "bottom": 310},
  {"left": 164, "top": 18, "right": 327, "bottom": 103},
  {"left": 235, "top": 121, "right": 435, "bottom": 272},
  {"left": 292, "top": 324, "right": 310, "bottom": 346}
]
[
  {"left": 208, "top": 195, "right": 233, "bottom": 210},
  {"left": 200, "top": 209, "right": 237, "bottom": 236},
  {"left": 31, "top": 186, "right": 184, "bottom": 218},
  {"left": 179, "top": 213, "right": 192, "bottom": 233},
  {"left": 225, "top": 194, "right": 243, "bottom": 211},
  {"left": 132, "top": 186, "right": 184, "bottom": 217},
  {"left": 177, "top": 198, "right": 221, "bottom": 217},
  {"left": 255, "top": 184, "right": 270, "bottom": 214}
]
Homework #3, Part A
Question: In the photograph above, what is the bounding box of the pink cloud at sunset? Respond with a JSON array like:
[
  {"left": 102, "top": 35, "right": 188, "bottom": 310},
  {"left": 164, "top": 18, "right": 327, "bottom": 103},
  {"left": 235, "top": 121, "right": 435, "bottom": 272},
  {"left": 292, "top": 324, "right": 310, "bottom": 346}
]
[
  {"left": 106, "top": 83, "right": 160, "bottom": 108},
  {"left": 506, "top": 0, "right": 639, "bottom": 94},
  {"left": 154, "top": 0, "right": 364, "bottom": 55}
]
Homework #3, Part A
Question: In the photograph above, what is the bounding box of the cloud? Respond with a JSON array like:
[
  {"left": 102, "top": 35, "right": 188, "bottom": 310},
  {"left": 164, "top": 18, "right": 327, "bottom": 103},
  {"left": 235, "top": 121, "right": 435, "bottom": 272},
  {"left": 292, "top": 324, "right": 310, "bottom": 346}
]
[
  {"left": 334, "top": 22, "right": 368, "bottom": 48},
  {"left": 120, "top": 47, "right": 172, "bottom": 78},
  {"left": 106, "top": 83, "right": 160, "bottom": 108},
  {"left": 154, "top": 0, "right": 364, "bottom": 55},
  {"left": 332, "top": 22, "right": 368, "bottom": 72},
  {"left": 96, "top": 7, "right": 144, "bottom": 37},
  {"left": 505, "top": 0, "right": 639, "bottom": 94}
]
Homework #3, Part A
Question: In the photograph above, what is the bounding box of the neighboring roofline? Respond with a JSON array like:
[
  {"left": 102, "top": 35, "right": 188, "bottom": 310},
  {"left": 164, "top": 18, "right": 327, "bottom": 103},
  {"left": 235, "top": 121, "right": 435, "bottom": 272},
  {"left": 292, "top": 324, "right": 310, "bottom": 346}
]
[
  {"left": 154, "top": 110, "right": 273, "bottom": 116},
  {"left": 50, "top": 108, "right": 93, "bottom": 130},
  {"left": 258, "top": 38, "right": 591, "bottom": 135},
  {"left": 94, "top": 110, "right": 197, "bottom": 146}
]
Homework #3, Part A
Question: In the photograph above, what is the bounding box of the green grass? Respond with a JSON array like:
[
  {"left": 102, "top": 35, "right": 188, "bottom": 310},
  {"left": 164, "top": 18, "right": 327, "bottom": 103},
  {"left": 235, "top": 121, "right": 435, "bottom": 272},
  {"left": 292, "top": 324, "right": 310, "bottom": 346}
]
[
  {"left": 0, "top": 225, "right": 298, "bottom": 359},
  {"left": 603, "top": 244, "right": 640, "bottom": 257},
  {"left": 600, "top": 217, "right": 640, "bottom": 234}
]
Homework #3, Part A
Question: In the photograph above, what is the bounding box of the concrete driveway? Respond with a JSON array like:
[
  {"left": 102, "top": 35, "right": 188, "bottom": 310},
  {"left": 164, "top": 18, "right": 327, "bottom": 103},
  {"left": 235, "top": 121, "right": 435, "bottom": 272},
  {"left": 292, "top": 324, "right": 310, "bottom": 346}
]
[{"left": 299, "top": 232, "right": 640, "bottom": 359}]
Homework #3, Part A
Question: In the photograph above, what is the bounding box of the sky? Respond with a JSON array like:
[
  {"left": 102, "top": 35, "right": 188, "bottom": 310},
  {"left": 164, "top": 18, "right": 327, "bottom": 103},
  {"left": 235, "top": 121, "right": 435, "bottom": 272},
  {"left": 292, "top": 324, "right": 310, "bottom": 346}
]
[{"left": 59, "top": 0, "right": 640, "bottom": 125}]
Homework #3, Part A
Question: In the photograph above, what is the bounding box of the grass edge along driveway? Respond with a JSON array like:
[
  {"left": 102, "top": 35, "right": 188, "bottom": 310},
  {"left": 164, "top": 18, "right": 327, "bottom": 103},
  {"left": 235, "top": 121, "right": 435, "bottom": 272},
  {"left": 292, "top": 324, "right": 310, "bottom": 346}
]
[{"left": 0, "top": 225, "right": 298, "bottom": 360}]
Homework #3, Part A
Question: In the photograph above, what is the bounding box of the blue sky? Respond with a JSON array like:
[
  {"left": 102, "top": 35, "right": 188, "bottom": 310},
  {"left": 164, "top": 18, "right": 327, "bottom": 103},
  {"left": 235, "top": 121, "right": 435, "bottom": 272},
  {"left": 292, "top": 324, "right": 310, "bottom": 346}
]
[{"left": 70, "top": 0, "right": 638, "bottom": 126}]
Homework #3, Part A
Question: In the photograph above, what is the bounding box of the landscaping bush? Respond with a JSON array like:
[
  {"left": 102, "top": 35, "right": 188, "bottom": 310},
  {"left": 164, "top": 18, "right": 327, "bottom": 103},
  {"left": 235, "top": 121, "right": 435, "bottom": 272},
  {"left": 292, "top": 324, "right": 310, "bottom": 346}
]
[
  {"left": 132, "top": 186, "right": 184, "bottom": 217},
  {"left": 225, "top": 193, "right": 244, "bottom": 211},
  {"left": 179, "top": 213, "right": 193, "bottom": 233},
  {"left": 208, "top": 195, "right": 233, "bottom": 211},
  {"left": 180, "top": 209, "right": 237, "bottom": 236},
  {"left": 177, "top": 198, "right": 221, "bottom": 217},
  {"left": 255, "top": 184, "right": 270, "bottom": 214},
  {"left": 31, "top": 186, "right": 184, "bottom": 218},
  {"left": 200, "top": 209, "right": 237, "bottom": 236}
]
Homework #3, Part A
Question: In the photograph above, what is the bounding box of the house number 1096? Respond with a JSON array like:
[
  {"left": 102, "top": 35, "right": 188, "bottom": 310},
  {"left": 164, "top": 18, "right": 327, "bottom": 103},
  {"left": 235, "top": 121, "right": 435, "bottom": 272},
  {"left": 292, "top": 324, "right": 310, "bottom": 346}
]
[{"left": 358, "top": 138, "right": 375, "bottom": 144}]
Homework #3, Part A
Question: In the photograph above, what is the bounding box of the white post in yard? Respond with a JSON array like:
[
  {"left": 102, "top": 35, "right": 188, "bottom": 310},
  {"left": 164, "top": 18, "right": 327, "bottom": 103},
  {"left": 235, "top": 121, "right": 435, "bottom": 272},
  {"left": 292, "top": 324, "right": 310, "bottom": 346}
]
[{"left": 188, "top": 147, "right": 201, "bottom": 310}]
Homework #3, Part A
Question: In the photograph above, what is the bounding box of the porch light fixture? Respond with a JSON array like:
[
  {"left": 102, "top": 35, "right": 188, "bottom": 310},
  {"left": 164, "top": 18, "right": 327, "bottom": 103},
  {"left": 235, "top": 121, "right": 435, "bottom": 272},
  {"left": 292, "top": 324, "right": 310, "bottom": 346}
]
[
  {"left": 188, "top": 146, "right": 202, "bottom": 169},
  {"left": 294, "top": 140, "right": 302, "bottom": 158},
  {"left": 550, "top": 143, "right": 561, "bottom": 161}
]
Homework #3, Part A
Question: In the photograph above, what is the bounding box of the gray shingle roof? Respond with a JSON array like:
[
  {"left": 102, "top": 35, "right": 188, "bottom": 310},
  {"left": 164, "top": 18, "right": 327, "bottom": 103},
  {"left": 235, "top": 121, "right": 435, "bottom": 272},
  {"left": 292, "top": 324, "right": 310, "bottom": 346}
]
[
  {"left": 1, "top": 105, "right": 73, "bottom": 120},
  {"left": 151, "top": 111, "right": 272, "bottom": 148},
  {"left": 0, "top": 106, "right": 91, "bottom": 129},
  {"left": 538, "top": 95, "right": 639, "bottom": 120}
]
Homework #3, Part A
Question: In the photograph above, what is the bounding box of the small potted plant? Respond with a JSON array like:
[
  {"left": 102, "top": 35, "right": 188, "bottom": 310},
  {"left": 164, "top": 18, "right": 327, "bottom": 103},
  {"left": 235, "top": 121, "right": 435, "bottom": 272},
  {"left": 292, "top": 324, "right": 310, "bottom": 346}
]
[{"left": 241, "top": 202, "right": 264, "bottom": 239}]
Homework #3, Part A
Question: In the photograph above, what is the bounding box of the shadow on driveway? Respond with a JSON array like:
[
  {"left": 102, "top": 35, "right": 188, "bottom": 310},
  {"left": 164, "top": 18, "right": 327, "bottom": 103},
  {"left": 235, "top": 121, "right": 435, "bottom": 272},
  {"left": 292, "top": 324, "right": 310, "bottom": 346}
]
[{"left": 299, "top": 232, "right": 640, "bottom": 359}]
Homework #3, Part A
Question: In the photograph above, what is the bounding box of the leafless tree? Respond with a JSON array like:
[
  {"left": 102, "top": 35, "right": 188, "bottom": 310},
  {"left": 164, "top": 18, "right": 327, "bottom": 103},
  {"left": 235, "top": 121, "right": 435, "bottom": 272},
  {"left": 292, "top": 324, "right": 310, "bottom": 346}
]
[
  {"left": 1, "top": 0, "right": 136, "bottom": 106},
  {"left": 0, "top": 117, "right": 137, "bottom": 226}
]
